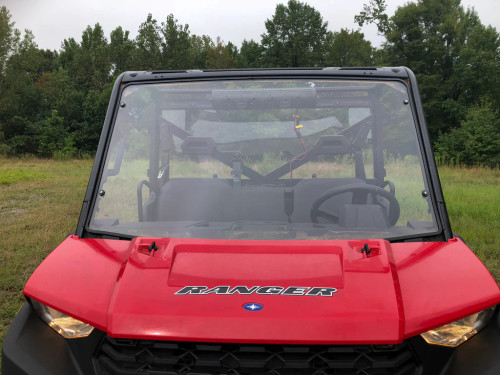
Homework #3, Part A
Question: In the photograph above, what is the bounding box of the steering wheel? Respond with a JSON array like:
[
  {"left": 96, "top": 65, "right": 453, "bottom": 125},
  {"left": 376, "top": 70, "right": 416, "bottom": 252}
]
[{"left": 310, "top": 184, "right": 400, "bottom": 225}]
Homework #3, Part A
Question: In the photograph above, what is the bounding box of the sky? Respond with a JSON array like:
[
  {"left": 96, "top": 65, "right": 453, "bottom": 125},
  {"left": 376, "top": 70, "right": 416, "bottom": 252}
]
[{"left": 2, "top": 0, "right": 499, "bottom": 51}]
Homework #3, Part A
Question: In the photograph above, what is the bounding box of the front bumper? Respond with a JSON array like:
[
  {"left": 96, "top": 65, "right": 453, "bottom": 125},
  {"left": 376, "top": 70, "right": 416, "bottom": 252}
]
[
  {"left": 3, "top": 303, "right": 500, "bottom": 375},
  {"left": 1, "top": 303, "right": 103, "bottom": 375}
]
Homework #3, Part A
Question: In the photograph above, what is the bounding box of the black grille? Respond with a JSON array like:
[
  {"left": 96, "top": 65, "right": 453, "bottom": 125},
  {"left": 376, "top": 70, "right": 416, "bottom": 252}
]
[{"left": 95, "top": 336, "right": 419, "bottom": 375}]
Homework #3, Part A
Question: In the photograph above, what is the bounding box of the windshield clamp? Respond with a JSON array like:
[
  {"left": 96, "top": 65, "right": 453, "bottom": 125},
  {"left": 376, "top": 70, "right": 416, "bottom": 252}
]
[
  {"left": 361, "top": 243, "right": 371, "bottom": 255},
  {"left": 148, "top": 241, "right": 158, "bottom": 255}
]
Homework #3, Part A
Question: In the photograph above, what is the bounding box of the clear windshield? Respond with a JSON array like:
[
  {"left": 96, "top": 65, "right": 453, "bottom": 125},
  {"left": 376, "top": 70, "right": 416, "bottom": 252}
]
[{"left": 89, "top": 79, "right": 438, "bottom": 240}]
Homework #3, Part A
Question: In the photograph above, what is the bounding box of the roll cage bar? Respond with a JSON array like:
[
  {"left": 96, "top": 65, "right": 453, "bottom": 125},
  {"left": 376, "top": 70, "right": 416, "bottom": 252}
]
[
  {"left": 142, "top": 83, "right": 383, "bottom": 191},
  {"left": 161, "top": 115, "right": 371, "bottom": 184}
]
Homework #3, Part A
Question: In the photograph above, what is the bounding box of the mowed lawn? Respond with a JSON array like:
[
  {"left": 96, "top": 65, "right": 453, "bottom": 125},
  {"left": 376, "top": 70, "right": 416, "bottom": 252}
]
[{"left": 0, "top": 158, "right": 499, "bottom": 357}]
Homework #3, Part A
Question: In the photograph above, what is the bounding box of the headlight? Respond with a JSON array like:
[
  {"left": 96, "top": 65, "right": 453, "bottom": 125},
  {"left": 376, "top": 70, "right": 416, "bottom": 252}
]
[
  {"left": 421, "top": 307, "right": 496, "bottom": 347},
  {"left": 30, "top": 299, "right": 94, "bottom": 339}
]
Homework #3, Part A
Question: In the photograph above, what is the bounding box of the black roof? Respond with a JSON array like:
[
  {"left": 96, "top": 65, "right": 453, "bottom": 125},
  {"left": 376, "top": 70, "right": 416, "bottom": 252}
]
[{"left": 121, "top": 67, "right": 410, "bottom": 83}]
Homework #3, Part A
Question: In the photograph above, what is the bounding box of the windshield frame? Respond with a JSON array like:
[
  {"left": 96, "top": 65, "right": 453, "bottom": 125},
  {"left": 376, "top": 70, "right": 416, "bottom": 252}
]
[{"left": 77, "top": 68, "right": 450, "bottom": 243}]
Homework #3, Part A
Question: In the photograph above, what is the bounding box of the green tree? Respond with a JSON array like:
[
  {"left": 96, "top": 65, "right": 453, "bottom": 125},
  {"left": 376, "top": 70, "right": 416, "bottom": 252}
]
[
  {"left": 354, "top": 0, "right": 389, "bottom": 35},
  {"left": 225, "top": 41, "right": 238, "bottom": 61},
  {"left": 451, "top": 24, "right": 500, "bottom": 113},
  {"left": 261, "top": 0, "right": 328, "bottom": 67},
  {"left": 134, "top": 14, "right": 162, "bottom": 70},
  {"left": 35, "top": 67, "right": 85, "bottom": 126},
  {"left": 189, "top": 34, "right": 212, "bottom": 69},
  {"left": 76, "top": 24, "right": 111, "bottom": 91},
  {"left": 236, "top": 39, "right": 264, "bottom": 68},
  {"left": 0, "top": 30, "right": 43, "bottom": 145},
  {"left": 2, "top": 117, "right": 35, "bottom": 154},
  {"left": 0, "top": 26, "right": 62, "bottom": 154},
  {"left": 206, "top": 37, "right": 235, "bottom": 69},
  {"left": 435, "top": 100, "right": 500, "bottom": 166},
  {"left": 109, "top": 26, "right": 136, "bottom": 74},
  {"left": 72, "top": 84, "right": 113, "bottom": 152},
  {"left": 7, "top": 29, "right": 42, "bottom": 77},
  {"left": 160, "top": 14, "right": 192, "bottom": 69},
  {"left": 324, "top": 29, "right": 373, "bottom": 66},
  {"left": 36, "top": 110, "right": 75, "bottom": 157},
  {"left": 0, "top": 6, "right": 19, "bottom": 74},
  {"left": 355, "top": 0, "right": 500, "bottom": 139},
  {"left": 59, "top": 37, "right": 80, "bottom": 78}
]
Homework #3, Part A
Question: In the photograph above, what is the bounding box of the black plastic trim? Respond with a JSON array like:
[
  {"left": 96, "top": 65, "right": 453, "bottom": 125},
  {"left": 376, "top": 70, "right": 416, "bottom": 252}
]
[
  {"left": 1, "top": 303, "right": 103, "bottom": 375},
  {"left": 121, "top": 67, "right": 410, "bottom": 83},
  {"left": 442, "top": 306, "right": 500, "bottom": 374},
  {"left": 95, "top": 336, "right": 420, "bottom": 374},
  {"left": 453, "top": 233, "right": 467, "bottom": 244},
  {"left": 404, "top": 67, "right": 452, "bottom": 241}
]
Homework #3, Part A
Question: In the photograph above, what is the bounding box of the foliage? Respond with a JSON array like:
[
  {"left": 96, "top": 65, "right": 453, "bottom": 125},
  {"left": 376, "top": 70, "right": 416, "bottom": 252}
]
[
  {"left": 161, "top": 14, "right": 193, "bottom": 69},
  {"left": 206, "top": 38, "right": 235, "bottom": 69},
  {"left": 355, "top": 0, "right": 500, "bottom": 141},
  {"left": 109, "top": 26, "right": 135, "bottom": 75},
  {"left": 77, "top": 24, "right": 111, "bottom": 91},
  {"left": 261, "top": 0, "right": 328, "bottom": 67},
  {"left": 74, "top": 85, "right": 113, "bottom": 152},
  {"left": 435, "top": 101, "right": 500, "bottom": 167},
  {"left": 236, "top": 39, "right": 264, "bottom": 68},
  {"left": 134, "top": 13, "right": 162, "bottom": 70},
  {"left": 324, "top": 29, "right": 373, "bottom": 66},
  {"left": 35, "top": 110, "right": 76, "bottom": 157},
  {"left": 0, "top": 2, "right": 498, "bottom": 165},
  {"left": 59, "top": 37, "right": 80, "bottom": 77},
  {"left": 354, "top": 0, "right": 389, "bottom": 35},
  {"left": 0, "top": 6, "right": 19, "bottom": 73},
  {"left": 35, "top": 67, "right": 85, "bottom": 123}
]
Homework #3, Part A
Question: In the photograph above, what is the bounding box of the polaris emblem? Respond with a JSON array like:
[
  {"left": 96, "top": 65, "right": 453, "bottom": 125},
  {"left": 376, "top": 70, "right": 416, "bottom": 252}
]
[
  {"left": 174, "top": 286, "right": 337, "bottom": 297},
  {"left": 243, "top": 303, "right": 263, "bottom": 311}
]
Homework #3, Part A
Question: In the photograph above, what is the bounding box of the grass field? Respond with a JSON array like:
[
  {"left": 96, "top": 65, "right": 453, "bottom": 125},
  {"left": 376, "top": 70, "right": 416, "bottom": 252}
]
[{"left": 0, "top": 158, "right": 499, "bottom": 364}]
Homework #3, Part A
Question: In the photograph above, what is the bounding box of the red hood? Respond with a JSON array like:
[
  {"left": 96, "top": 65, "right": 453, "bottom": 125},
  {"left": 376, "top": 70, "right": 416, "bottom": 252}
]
[{"left": 24, "top": 235, "right": 500, "bottom": 344}]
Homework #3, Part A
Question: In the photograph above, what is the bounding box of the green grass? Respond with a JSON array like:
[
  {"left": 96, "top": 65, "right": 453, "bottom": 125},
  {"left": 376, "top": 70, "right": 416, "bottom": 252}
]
[
  {"left": 0, "top": 158, "right": 498, "bottom": 367},
  {"left": 0, "top": 159, "right": 48, "bottom": 185},
  {"left": 438, "top": 166, "right": 500, "bottom": 281},
  {"left": 0, "top": 158, "right": 93, "bottom": 368}
]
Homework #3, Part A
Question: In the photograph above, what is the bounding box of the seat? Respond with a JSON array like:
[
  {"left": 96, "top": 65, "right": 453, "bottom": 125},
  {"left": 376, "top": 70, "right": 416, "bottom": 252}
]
[
  {"left": 157, "top": 177, "right": 365, "bottom": 224},
  {"left": 157, "top": 178, "right": 287, "bottom": 223}
]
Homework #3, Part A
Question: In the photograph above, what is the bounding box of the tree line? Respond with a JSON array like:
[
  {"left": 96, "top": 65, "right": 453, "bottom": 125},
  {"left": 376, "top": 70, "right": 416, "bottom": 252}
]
[{"left": 0, "top": 0, "right": 498, "bottom": 165}]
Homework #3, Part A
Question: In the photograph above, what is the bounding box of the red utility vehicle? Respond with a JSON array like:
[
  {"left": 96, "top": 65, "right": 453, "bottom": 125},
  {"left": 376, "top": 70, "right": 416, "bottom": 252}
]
[{"left": 3, "top": 68, "right": 499, "bottom": 374}]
